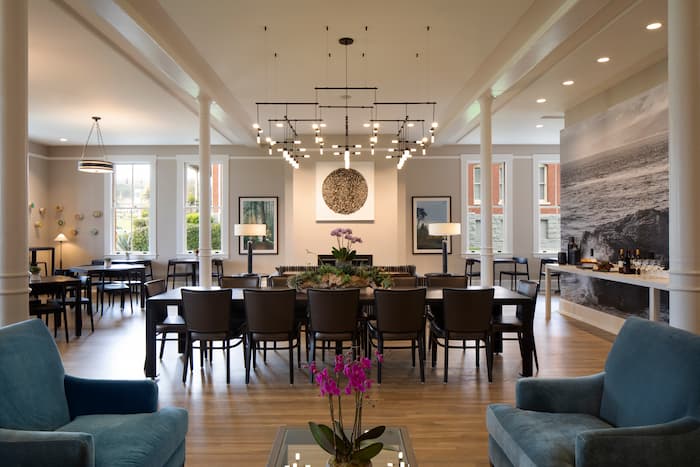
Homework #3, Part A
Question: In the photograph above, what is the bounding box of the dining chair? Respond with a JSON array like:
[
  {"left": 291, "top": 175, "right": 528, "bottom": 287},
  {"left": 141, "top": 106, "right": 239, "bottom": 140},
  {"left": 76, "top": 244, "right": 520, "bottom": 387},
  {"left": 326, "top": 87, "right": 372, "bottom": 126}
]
[
  {"left": 538, "top": 257, "right": 560, "bottom": 292},
  {"left": 390, "top": 276, "right": 418, "bottom": 287},
  {"left": 145, "top": 279, "right": 186, "bottom": 360},
  {"left": 29, "top": 298, "right": 69, "bottom": 342},
  {"left": 268, "top": 275, "right": 293, "bottom": 287},
  {"left": 99, "top": 269, "right": 133, "bottom": 314},
  {"left": 166, "top": 259, "right": 195, "bottom": 289},
  {"left": 220, "top": 275, "right": 261, "bottom": 288},
  {"left": 243, "top": 288, "right": 300, "bottom": 384},
  {"left": 465, "top": 258, "right": 481, "bottom": 285},
  {"left": 492, "top": 280, "right": 540, "bottom": 371},
  {"left": 62, "top": 275, "right": 94, "bottom": 333},
  {"left": 367, "top": 288, "right": 427, "bottom": 383},
  {"left": 425, "top": 275, "right": 469, "bottom": 330},
  {"left": 306, "top": 288, "right": 361, "bottom": 382},
  {"left": 181, "top": 288, "right": 244, "bottom": 384},
  {"left": 499, "top": 257, "right": 529, "bottom": 290},
  {"left": 429, "top": 287, "right": 495, "bottom": 383}
]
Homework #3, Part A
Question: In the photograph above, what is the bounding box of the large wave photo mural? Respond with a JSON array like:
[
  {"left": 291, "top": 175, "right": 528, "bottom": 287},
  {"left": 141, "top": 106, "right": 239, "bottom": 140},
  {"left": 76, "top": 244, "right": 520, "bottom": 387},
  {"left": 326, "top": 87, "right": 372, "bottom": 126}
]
[{"left": 560, "top": 83, "right": 669, "bottom": 321}]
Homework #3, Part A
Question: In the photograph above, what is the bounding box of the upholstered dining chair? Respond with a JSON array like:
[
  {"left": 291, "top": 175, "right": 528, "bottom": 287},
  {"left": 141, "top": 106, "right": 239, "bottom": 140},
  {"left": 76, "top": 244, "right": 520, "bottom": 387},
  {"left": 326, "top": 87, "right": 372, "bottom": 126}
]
[
  {"left": 390, "top": 275, "right": 418, "bottom": 287},
  {"left": 306, "top": 288, "right": 361, "bottom": 382},
  {"left": 181, "top": 288, "right": 244, "bottom": 384},
  {"left": 429, "top": 287, "right": 495, "bottom": 383},
  {"left": 145, "top": 279, "right": 186, "bottom": 360},
  {"left": 492, "top": 279, "right": 540, "bottom": 371},
  {"left": 368, "top": 288, "right": 427, "bottom": 383},
  {"left": 220, "top": 275, "right": 261, "bottom": 288},
  {"left": 243, "top": 288, "right": 301, "bottom": 384}
]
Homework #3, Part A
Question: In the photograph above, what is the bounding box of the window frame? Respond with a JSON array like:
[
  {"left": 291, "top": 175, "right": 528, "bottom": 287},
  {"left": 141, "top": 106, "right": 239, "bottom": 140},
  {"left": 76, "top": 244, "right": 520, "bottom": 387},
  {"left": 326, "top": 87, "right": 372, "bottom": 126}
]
[
  {"left": 460, "top": 154, "right": 513, "bottom": 255},
  {"left": 103, "top": 156, "right": 157, "bottom": 258},
  {"left": 532, "top": 154, "right": 561, "bottom": 255},
  {"left": 175, "top": 154, "right": 229, "bottom": 257},
  {"left": 538, "top": 164, "right": 548, "bottom": 204}
]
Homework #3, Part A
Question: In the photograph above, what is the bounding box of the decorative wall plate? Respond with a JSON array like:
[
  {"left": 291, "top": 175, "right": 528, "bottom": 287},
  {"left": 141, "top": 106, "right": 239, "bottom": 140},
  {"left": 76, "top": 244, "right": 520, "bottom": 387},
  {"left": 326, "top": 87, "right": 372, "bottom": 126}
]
[
  {"left": 92, "top": 210, "right": 102, "bottom": 218},
  {"left": 34, "top": 221, "right": 42, "bottom": 228},
  {"left": 38, "top": 207, "right": 46, "bottom": 216},
  {"left": 55, "top": 204, "right": 64, "bottom": 212},
  {"left": 70, "top": 228, "right": 79, "bottom": 236},
  {"left": 90, "top": 228, "right": 99, "bottom": 236},
  {"left": 75, "top": 213, "right": 84, "bottom": 220},
  {"left": 29, "top": 202, "right": 35, "bottom": 209},
  {"left": 57, "top": 219, "right": 65, "bottom": 226}
]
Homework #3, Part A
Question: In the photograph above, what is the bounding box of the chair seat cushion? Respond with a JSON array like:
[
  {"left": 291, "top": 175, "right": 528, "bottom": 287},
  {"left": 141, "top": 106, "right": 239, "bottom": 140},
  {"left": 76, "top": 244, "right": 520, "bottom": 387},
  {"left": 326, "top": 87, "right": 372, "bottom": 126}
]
[
  {"left": 486, "top": 403, "right": 611, "bottom": 467},
  {"left": 57, "top": 407, "right": 187, "bottom": 467}
]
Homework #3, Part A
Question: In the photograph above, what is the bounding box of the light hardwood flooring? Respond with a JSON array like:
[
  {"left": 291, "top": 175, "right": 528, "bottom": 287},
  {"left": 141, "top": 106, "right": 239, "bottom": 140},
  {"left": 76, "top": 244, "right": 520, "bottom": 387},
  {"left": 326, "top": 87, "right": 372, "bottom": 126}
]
[{"left": 54, "top": 295, "right": 614, "bottom": 466}]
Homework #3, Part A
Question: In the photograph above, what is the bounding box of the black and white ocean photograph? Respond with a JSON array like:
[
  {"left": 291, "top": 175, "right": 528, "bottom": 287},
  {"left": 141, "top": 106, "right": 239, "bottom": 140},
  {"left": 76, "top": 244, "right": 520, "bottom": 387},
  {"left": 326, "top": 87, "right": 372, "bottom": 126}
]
[{"left": 560, "top": 83, "right": 669, "bottom": 321}]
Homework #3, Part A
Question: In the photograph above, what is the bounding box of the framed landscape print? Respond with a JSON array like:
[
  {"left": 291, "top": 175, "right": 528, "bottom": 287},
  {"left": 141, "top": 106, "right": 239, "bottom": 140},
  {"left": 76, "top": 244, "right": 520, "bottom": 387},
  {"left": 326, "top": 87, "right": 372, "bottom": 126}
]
[
  {"left": 238, "top": 196, "right": 278, "bottom": 254},
  {"left": 412, "top": 196, "right": 451, "bottom": 254}
]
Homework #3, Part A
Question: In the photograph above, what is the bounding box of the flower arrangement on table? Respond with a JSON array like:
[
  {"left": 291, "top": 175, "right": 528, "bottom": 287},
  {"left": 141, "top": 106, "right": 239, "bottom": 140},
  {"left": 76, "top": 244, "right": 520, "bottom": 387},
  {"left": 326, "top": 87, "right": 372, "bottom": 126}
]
[
  {"left": 331, "top": 228, "right": 362, "bottom": 264},
  {"left": 309, "top": 353, "right": 385, "bottom": 467},
  {"left": 288, "top": 263, "right": 392, "bottom": 290}
]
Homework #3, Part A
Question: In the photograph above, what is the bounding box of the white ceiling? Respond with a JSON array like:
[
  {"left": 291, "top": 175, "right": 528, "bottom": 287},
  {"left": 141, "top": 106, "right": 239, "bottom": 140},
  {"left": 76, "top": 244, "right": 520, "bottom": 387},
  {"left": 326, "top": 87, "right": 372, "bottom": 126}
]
[{"left": 27, "top": 0, "right": 668, "bottom": 149}]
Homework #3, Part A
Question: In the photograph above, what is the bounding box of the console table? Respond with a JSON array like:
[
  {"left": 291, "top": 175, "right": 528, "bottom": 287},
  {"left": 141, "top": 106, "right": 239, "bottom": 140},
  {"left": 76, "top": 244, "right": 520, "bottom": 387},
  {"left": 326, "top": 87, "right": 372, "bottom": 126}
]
[{"left": 544, "top": 263, "right": 669, "bottom": 324}]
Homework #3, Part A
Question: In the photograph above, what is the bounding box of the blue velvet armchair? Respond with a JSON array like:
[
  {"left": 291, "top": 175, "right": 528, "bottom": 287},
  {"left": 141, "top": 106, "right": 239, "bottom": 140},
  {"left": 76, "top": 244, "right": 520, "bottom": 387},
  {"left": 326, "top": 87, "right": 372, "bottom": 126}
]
[
  {"left": 0, "top": 319, "right": 188, "bottom": 467},
  {"left": 487, "top": 316, "right": 700, "bottom": 467}
]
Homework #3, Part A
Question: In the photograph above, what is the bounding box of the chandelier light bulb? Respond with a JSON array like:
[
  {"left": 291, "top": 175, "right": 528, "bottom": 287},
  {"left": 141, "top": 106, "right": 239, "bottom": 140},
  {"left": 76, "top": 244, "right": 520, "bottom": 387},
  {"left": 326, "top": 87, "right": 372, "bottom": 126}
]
[
  {"left": 422, "top": 148, "right": 427, "bottom": 155},
  {"left": 253, "top": 123, "right": 260, "bottom": 129},
  {"left": 320, "top": 147, "right": 324, "bottom": 155},
  {"left": 256, "top": 136, "right": 261, "bottom": 144},
  {"left": 344, "top": 150, "right": 350, "bottom": 169},
  {"left": 431, "top": 122, "right": 438, "bottom": 128},
  {"left": 371, "top": 148, "right": 375, "bottom": 155}
]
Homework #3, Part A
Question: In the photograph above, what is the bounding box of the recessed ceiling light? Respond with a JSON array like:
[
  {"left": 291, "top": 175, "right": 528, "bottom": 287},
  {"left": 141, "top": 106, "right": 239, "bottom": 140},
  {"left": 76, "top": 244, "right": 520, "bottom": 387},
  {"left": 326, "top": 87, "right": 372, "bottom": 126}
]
[
  {"left": 536, "top": 98, "right": 547, "bottom": 104},
  {"left": 562, "top": 80, "right": 574, "bottom": 86},
  {"left": 59, "top": 138, "right": 68, "bottom": 142},
  {"left": 536, "top": 124, "right": 544, "bottom": 128},
  {"left": 646, "top": 22, "right": 662, "bottom": 30},
  {"left": 597, "top": 56, "right": 610, "bottom": 63}
]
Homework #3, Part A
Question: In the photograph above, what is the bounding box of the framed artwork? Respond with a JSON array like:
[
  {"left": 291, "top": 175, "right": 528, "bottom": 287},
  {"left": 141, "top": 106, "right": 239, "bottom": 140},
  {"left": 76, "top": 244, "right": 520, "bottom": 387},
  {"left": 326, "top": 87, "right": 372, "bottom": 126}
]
[
  {"left": 238, "top": 196, "right": 278, "bottom": 255},
  {"left": 315, "top": 161, "right": 375, "bottom": 221},
  {"left": 412, "top": 196, "right": 452, "bottom": 254}
]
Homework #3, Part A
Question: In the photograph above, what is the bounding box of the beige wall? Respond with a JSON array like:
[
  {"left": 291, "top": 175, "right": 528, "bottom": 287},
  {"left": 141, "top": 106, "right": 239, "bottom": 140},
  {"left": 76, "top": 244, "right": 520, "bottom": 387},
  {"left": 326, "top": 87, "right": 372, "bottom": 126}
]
[{"left": 28, "top": 143, "right": 559, "bottom": 277}]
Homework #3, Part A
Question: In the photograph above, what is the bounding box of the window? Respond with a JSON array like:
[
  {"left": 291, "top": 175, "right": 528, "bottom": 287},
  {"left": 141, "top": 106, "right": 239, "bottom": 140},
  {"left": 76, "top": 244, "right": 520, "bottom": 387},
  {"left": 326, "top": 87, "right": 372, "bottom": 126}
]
[
  {"left": 462, "top": 157, "right": 511, "bottom": 254},
  {"left": 534, "top": 159, "right": 560, "bottom": 253},
  {"left": 105, "top": 158, "right": 156, "bottom": 255},
  {"left": 176, "top": 156, "right": 228, "bottom": 255}
]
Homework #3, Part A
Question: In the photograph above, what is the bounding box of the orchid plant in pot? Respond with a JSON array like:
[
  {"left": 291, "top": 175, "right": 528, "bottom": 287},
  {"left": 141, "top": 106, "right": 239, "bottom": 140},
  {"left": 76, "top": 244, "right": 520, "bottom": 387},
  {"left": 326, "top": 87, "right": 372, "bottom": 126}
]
[
  {"left": 309, "top": 353, "right": 385, "bottom": 467},
  {"left": 331, "top": 228, "right": 362, "bottom": 266}
]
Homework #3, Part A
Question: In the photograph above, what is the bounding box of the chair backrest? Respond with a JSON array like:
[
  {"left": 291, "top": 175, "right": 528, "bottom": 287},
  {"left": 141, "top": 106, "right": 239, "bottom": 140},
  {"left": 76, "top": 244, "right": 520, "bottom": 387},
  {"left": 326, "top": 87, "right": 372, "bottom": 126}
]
[
  {"left": 513, "top": 256, "right": 529, "bottom": 265},
  {"left": 244, "top": 288, "right": 297, "bottom": 334},
  {"left": 442, "top": 287, "right": 494, "bottom": 333},
  {"left": 181, "top": 288, "right": 232, "bottom": 334},
  {"left": 427, "top": 275, "right": 468, "bottom": 288},
  {"left": 268, "top": 275, "right": 292, "bottom": 287},
  {"left": 391, "top": 276, "right": 418, "bottom": 287},
  {"left": 220, "top": 275, "right": 261, "bottom": 288},
  {"left": 307, "top": 288, "right": 360, "bottom": 333},
  {"left": 600, "top": 317, "right": 700, "bottom": 427},
  {"left": 144, "top": 279, "right": 167, "bottom": 298},
  {"left": 91, "top": 259, "right": 105, "bottom": 265},
  {"left": 515, "top": 280, "right": 539, "bottom": 324},
  {"left": 374, "top": 288, "right": 426, "bottom": 333},
  {"left": 0, "top": 319, "right": 70, "bottom": 431}
]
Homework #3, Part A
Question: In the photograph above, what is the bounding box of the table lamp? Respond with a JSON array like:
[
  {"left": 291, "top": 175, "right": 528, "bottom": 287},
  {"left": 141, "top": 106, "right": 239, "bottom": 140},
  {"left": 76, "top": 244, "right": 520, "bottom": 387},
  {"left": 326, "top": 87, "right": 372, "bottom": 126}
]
[
  {"left": 53, "top": 232, "right": 68, "bottom": 271},
  {"left": 234, "top": 223, "right": 266, "bottom": 274},
  {"left": 428, "top": 223, "right": 461, "bottom": 274}
]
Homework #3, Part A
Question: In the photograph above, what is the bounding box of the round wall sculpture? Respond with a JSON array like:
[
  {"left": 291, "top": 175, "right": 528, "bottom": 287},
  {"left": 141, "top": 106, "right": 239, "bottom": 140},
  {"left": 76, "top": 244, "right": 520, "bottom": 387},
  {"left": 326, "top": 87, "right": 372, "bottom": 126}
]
[{"left": 321, "top": 168, "right": 368, "bottom": 214}]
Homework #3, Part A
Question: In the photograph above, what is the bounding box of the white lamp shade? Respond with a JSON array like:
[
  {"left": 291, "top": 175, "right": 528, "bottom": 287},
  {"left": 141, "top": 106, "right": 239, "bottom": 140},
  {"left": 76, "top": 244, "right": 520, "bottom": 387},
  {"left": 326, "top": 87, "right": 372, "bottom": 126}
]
[
  {"left": 234, "top": 224, "right": 267, "bottom": 236},
  {"left": 53, "top": 233, "right": 69, "bottom": 242},
  {"left": 428, "top": 223, "right": 461, "bottom": 236}
]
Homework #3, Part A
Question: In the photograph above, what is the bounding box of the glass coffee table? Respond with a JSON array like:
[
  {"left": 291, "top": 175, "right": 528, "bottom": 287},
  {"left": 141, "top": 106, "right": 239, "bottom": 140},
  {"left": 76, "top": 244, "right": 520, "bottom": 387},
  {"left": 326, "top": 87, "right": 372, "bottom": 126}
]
[{"left": 267, "top": 426, "right": 417, "bottom": 466}]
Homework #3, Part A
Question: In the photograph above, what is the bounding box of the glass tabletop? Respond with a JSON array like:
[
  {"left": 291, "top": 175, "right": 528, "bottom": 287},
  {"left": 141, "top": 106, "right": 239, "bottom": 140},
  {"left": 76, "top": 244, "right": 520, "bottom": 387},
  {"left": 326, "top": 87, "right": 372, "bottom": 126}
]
[{"left": 267, "top": 426, "right": 416, "bottom": 467}]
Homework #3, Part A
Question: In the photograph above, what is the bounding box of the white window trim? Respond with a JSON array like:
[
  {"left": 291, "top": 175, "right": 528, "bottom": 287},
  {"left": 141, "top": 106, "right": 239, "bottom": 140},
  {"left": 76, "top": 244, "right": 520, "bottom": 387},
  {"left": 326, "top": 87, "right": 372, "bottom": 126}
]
[
  {"left": 538, "top": 164, "right": 548, "bottom": 204},
  {"left": 175, "top": 154, "right": 229, "bottom": 257},
  {"left": 460, "top": 154, "right": 513, "bottom": 256},
  {"left": 532, "top": 154, "right": 560, "bottom": 255},
  {"left": 103, "top": 155, "right": 157, "bottom": 258}
]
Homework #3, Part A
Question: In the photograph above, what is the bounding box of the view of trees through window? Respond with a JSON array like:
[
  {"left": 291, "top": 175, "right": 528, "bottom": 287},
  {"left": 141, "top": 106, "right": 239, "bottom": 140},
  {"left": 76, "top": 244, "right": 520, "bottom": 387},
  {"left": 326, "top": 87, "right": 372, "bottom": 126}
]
[
  {"left": 184, "top": 162, "right": 222, "bottom": 251},
  {"left": 113, "top": 163, "right": 151, "bottom": 253}
]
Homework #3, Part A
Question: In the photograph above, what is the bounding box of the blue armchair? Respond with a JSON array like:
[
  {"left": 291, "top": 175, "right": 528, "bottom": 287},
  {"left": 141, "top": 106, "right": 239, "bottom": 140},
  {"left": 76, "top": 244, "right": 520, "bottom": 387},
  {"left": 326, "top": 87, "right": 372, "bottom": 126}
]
[
  {"left": 0, "top": 319, "right": 188, "bottom": 466},
  {"left": 487, "top": 317, "right": 700, "bottom": 467}
]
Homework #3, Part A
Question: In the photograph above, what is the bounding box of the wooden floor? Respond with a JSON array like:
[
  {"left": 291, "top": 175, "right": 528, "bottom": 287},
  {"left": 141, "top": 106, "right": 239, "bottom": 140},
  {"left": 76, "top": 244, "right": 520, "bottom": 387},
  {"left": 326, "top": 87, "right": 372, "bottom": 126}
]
[{"left": 54, "top": 296, "right": 614, "bottom": 466}]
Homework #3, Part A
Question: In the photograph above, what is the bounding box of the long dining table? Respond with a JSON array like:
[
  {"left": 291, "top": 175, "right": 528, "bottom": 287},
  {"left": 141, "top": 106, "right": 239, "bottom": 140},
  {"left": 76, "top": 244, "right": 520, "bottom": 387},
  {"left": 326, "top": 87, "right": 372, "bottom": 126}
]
[{"left": 144, "top": 285, "right": 535, "bottom": 379}]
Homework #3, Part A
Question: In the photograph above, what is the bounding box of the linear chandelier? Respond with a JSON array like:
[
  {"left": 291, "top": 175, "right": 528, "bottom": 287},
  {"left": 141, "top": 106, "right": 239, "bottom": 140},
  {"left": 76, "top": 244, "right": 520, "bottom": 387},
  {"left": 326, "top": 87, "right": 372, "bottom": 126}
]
[
  {"left": 77, "top": 116, "right": 113, "bottom": 174},
  {"left": 253, "top": 36, "right": 437, "bottom": 170}
]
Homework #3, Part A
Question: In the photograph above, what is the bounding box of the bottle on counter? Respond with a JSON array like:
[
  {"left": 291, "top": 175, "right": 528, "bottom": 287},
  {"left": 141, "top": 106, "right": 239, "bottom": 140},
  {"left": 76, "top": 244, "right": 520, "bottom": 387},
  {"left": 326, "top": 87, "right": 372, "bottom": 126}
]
[
  {"left": 617, "top": 248, "right": 625, "bottom": 272},
  {"left": 567, "top": 237, "right": 581, "bottom": 265}
]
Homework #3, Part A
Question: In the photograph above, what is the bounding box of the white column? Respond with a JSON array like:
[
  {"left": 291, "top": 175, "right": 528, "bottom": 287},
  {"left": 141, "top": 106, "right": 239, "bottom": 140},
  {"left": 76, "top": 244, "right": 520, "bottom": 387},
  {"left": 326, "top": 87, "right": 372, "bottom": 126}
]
[
  {"left": 0, "top": 0, "right": 29, "bottom": 325},
  {"left": 668, "top": 0, "right": 700, "bottom": 333},
  {"left": 479, "top": 93, "right": 494, "bottom": 287},
  {"left": 198, "top": 94, "right": 212, "bottom": 288}
]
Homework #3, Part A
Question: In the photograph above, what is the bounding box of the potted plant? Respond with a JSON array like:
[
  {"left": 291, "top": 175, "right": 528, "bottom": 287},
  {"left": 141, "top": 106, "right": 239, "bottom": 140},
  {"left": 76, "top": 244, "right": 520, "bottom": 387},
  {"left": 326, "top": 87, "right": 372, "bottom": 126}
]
[
  {"left": 29, "top": 264, "right": 41, "bottom": 280},
  {"left": 330, "top": 228, "right": 361, "bottom": 266}
]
